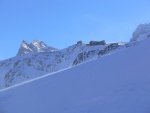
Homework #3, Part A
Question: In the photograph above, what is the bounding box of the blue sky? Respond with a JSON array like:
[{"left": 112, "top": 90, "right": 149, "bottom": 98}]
[{"left": 0, "top": 0, "right": 150, "bottom": 60}]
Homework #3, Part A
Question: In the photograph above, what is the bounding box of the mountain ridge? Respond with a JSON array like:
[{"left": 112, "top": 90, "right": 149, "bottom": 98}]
[
  {"left": 0, "top": 23, "right": 150, "bottom": 89},
  {"left": 0, "top": 41, "right": 126, "bottom": 88}
]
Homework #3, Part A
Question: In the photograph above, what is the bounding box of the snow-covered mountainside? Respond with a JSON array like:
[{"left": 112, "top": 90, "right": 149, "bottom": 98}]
[
  {"left": 17, "top": 39, "right": 58, "bottom": 55},
  {"left": 0, "top": 40, "right": 128, "bottom": 88},
  {"left": 0, "top": 37, "right": 150, "bottom": 113},
  {"left": 130, "top": 23, "right": 150, "bottom": 42},
  {"left": 0, "top": 23, "right": 149, "bottom": 89}
]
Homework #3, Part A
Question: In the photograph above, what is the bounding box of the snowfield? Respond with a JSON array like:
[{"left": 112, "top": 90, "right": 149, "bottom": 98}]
[
  {"left": 0, "top": 40, "right": 124, "bottom": 88},
  {"left": 0, "top": 37, "right": 150, "bottom": 113}
]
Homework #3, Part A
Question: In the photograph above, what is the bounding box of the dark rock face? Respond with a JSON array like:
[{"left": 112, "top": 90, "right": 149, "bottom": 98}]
[
  {"left": 89, "top": 40, "right": 106, "bottom": 46},
  {"left": 147, "top": 34, "right": 150, "bottom": 37},
  {"left": 73, "top": 43, "right": 120, "bottom": 66},
  {"left": 73, "top": 52, "right": 87, "bottom": 65},
  {"left": 77, "top": 41, "right": 82, "bottom": 45},
  {"left": 98, "top": 43, "right": 120, "bottom": 56},
  {"left": 73, "top": 50, "right": 99, "bottom": 66}
]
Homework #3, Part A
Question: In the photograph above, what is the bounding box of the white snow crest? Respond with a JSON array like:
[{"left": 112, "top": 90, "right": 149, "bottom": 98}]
[{"left": 130, "top": 23, "right": 150, "bottom": 42}]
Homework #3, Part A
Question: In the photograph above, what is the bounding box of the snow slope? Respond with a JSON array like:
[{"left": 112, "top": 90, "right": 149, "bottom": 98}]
[
  {"left": 0, "top": 38, "right": 150, "bottom": 113},
  {"left": 0, "top": 41, "right": 125, "bottom": 88}
]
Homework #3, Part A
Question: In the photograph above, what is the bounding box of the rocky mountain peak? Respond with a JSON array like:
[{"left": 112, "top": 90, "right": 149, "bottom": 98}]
[
  {"left": 22, "top": 40, "right": 28, "bottom": 44},
  {"left": 130, "top": 23, "right": 150, "bottom": 42},
  {"left": 32, "top": 39, "right": 45, "bottom": 46},
  {"left": 17, "top": 40, "right": 32, "bottom": 56},
  {"left": 31, "top": 39, "right": 48, "bottom": 52},
  {"left": 21, "top": 40, "right": 30, "bottom": 47},
  {"left": 17, "top": 39, "right": 58, "bottom": 56}
]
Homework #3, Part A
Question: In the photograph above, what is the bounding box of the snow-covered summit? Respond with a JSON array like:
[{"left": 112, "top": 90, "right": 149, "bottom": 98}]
[
  {"left": 17, "top": 40, "right": 58, "bottom": 55},
  {"left": 130, "top": 23, "right": 150, "bottom": 42},
  {"left": 17, "top": 40, "right": 32, "bottom": 55}
]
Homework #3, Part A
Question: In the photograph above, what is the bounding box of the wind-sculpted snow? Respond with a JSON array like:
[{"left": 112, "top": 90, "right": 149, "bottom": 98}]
[
  {"left": 131, "top": 23, "right": 150, "bottom": 42},
  {"left": 0, "top": 38, "right": 150, "bottom": 113}
]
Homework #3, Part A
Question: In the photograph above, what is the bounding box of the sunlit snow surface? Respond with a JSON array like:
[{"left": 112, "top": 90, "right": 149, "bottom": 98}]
[
  {"left": 0, "top": 38, "right": 150, "bottom": 113},
  {"left": 131, "top": 23, "right": 150, "bottom": 42}
]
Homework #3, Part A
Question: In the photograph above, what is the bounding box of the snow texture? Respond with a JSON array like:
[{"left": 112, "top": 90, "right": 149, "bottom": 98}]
[
  {"left": 0, "top": 41, "right": 125, "bottom": 88},
  {"left": 0, "top": 38, "right": 150, "bottom": 113},
  {"left": 130, "top": 23, "right": 150, "bottom": 42}
]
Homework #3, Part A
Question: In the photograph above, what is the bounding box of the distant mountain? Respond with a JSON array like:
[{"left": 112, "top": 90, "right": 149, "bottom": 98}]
[
  {"left": 0, "top": 23, "right": 150, "bottom": 88},
  {"left": 17, "top": 39, "right": 58, "bottom": 55}
]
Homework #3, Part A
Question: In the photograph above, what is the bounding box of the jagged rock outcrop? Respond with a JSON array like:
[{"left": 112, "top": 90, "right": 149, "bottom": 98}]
[
  {"left": 77, "top": 41, "right": 83, "bottom": 45},
  {"left": 17, "top": 39, "right": 58, "bottom": 56},
  {"left": 88, "top": 40, "right": 106, "bottom": 46},
  {"left": 17, "top": 40, "right": 33, "bottom": 55},
  {"left": 73, "top": 43, "right": 121, "bottom": 66},
  {"left": 98, "top": 43, "right": 120, "bottom": 56},
  {"left": 72, "top": 50, "right": 99, "bottom": 65}
]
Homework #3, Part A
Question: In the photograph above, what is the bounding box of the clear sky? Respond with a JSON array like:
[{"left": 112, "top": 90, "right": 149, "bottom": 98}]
[{"left": 0, "top": 0, "right": 150, "bottom": 60}]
